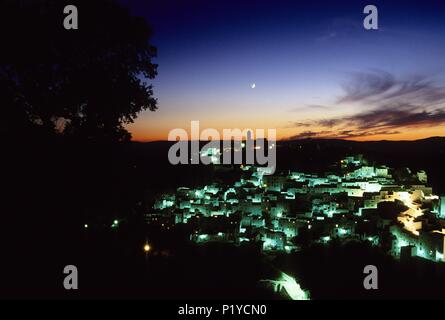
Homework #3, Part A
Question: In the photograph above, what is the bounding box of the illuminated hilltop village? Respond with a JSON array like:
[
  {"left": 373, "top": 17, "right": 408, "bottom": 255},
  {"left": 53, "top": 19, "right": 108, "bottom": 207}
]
[{"left": 147, "top": 155, "right": 445, "bottom": 263}]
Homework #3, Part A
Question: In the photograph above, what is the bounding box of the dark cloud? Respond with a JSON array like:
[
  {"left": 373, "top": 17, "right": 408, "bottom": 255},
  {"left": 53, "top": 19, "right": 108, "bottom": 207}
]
[
  {"left": 289, "top": 71, "right": 445, "bottom": 139},
  {"left": 287, "top": 130, "right": 332, "bottom": 139},
  {"left": 286, "top": 121, "right": 312, "bottom": 128},
  {"left": 317, "top": 119, "right": 342, "bottom": 128},
  {"left": 303, "top": 106, "right": 445, "bottom": 135},
  {"left": 289, "top": 104, "right": 329, "bottom": 112},
  {"left": 312, "top": 103, "right": 445, "bottom": 132},
  {"left": 337, "top": 70, "right": 445, "bottom": 106},
  {"left": 288, "top": 129, "right": 401, "bottom": 140},
  {"left": 347, "top": 107, "right": 445, "bottom": 130},
  {"left": 334, "top": 129, "right": 401, "bottom": 139},
  {"left": 338, "top": 70, "right": 396, "bottom": 103}
]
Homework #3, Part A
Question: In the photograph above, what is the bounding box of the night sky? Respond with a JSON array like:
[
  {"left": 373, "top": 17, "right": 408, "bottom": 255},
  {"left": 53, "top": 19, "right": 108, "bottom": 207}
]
[{"left": 120, "top": 0, "right": 445, "bottom": 141}]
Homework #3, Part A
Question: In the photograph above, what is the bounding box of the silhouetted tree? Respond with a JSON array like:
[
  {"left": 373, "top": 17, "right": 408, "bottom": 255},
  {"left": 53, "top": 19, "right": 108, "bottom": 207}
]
[
  {"left": 0, "top": 1, "right": 159, "bottom": 296},
  {"left": 0, "top": 0, "right": 157, "bottom": 141}
]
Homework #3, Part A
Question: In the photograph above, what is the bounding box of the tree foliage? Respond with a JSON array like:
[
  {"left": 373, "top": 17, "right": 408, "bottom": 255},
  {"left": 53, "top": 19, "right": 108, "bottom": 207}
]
[{"left": 0, "top": 0, "right": 157, "bottom": 141}]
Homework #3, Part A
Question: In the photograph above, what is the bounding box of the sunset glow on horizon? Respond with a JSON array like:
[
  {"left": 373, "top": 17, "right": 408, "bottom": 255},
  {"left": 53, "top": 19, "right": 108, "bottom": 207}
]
[
  {"left": 129, "top": 124, "right": 445, "bottom": 143},
  {"left": 123, "top": 0, "right": 445, "bottom": 142}
]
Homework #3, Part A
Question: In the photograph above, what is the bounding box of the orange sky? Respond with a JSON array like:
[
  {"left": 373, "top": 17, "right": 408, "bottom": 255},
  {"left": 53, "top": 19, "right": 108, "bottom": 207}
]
[{"left": 128, "top": 118, "right": 445, "bottom": 142}]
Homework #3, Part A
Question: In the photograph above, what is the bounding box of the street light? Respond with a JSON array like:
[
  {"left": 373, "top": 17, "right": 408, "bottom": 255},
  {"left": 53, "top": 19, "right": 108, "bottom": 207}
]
[{"left": 111, "top": 219, "right": 119, "bottom": 228}]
